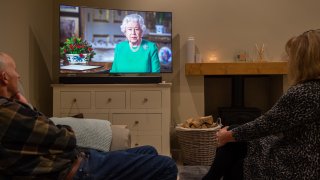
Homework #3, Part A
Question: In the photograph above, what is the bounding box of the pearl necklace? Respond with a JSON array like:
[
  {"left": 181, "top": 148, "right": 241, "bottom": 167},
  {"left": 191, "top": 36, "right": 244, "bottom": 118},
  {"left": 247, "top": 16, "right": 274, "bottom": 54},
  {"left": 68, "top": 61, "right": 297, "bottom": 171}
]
[{"left": 130, "top": 44, "right": 141, "bottom": 52}]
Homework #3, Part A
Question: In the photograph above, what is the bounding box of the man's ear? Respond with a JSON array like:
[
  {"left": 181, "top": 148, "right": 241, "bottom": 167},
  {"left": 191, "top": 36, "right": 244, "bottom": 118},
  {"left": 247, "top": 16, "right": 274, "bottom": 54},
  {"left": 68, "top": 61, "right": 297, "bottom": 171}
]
[
  {"left": 2, "top": 72, "right": 8, "bottom": 80},
  {"left": 0, "top": 72, "right": 8, "bottom": 84}
]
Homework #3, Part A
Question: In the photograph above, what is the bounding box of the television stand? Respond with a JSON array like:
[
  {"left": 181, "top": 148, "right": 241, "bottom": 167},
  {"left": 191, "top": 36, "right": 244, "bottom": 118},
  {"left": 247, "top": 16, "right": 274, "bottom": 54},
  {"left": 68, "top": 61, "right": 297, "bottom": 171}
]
[{"left": 52, "top": 83, "right": 171, "bottom": 156}]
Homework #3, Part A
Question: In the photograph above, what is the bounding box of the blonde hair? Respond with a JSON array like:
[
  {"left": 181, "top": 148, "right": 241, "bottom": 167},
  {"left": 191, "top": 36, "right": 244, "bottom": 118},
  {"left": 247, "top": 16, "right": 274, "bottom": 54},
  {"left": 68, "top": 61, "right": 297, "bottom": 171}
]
[{"left": 285, "top": 29, "right": 320, "bottom": 85}]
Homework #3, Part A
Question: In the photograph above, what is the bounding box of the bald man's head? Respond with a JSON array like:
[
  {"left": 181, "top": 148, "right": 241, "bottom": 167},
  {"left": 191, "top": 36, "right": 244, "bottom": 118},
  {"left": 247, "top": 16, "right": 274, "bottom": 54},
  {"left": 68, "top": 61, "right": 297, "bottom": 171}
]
[{"left": 0, "top": 52, "right": 20, "bottom": 98}]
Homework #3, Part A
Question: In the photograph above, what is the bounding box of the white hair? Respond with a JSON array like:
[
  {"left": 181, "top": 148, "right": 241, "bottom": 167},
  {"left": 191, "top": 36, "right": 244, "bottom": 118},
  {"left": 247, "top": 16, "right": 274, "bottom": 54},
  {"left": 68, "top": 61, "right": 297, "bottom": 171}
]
[{"left": 120, "top": 14, "right": 146, "bottom": 36}]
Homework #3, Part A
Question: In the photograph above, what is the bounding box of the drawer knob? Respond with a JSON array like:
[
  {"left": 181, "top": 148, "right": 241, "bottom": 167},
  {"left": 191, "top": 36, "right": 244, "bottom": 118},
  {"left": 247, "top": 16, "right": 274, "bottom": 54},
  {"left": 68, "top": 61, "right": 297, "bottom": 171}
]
[
  {"left": 107, "top": 98, "right": 112, "bottom": 103},
  {"left": 143, "top": 98, "right": 148, "bottom": 103},
  {"left": 73, "top": 98, "right": 77, "bottom": 103},
  {"left": 134, "top": 121, "right": 139, "bottom": 124},
  {"left": 135, "top": 143, "right": 139, "bottom": 146}
]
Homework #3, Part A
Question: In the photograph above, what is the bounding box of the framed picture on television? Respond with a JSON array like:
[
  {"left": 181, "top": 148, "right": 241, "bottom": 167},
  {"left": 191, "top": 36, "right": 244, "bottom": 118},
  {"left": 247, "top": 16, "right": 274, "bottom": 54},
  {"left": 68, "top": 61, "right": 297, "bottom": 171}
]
[
  {"left": 60, "top": 16, "right": 79, "bottom": 43},
  {"left": 93, "top": 9, "right": 109, "bottom": 22},
  {"left": 60, "top": 5, "right": 79, "bottom": 13}
]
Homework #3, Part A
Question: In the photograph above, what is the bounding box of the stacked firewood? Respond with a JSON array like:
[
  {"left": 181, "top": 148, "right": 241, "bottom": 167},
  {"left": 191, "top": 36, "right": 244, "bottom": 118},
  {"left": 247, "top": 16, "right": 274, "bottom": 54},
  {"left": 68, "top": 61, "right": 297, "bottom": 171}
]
[{"left": 181, "top": 115, "right": 218, "bottom": 129}]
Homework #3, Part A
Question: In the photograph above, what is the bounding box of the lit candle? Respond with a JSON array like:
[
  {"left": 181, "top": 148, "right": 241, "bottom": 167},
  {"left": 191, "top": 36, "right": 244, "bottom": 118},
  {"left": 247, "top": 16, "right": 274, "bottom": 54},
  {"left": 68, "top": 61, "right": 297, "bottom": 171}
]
[{"left": 207, "top": 53, "right": 218, "bottom": 62}]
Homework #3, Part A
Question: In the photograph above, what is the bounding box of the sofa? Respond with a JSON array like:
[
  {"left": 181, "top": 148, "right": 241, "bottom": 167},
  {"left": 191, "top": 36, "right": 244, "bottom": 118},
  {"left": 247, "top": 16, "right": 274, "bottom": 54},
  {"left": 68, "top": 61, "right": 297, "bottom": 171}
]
[
  {"left": 50, "top": 117, "right": 131, "bottom": 152},
  {"left": 0, "top": 122, "right": 130, "bottom": 179}
]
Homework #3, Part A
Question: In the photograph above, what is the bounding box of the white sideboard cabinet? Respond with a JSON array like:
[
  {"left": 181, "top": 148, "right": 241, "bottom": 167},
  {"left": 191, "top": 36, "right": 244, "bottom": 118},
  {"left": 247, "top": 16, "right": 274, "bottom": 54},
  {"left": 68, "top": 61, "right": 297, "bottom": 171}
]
[{"left": 52, "top": 83, "right": 172, "bottom": 156}]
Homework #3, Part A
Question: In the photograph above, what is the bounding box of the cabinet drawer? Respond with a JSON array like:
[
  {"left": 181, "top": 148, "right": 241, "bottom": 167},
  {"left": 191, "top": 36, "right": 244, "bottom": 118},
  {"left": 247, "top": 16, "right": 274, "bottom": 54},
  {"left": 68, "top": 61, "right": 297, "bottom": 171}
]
[
  {"left": 112, "top": 113, "right": 161, "bottom": 133},
  {"left": 131, "top": 90, "right": 161, "bottom": 109},
  {"left": 95, "top": 91, "right": 126, "bottom": 109},
  {"left": 60, "top": 91, "right": 91, "bottom": 109},
  {"left": 131, "top": 135, "right": 162, "bottom": 152}
]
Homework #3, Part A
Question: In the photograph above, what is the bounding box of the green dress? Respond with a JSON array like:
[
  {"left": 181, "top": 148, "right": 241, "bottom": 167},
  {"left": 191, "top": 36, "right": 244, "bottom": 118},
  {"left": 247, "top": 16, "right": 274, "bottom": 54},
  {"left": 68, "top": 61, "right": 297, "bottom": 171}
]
[{"left": 110, "top": 39, "right": 160, "bottom": 73}]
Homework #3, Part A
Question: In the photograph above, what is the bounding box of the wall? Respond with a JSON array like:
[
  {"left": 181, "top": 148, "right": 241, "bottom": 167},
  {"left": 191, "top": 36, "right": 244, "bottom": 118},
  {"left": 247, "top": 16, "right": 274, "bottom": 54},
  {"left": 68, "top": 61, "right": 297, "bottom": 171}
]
[
  {"left": 0, "top": 0, "right": 29, "bottom": 95},
  {"left": 1, "top": 0, "right": 320, "bottom": 123},
  {"left": 0, "top": 0, "right": 53, "bottom": 115}
]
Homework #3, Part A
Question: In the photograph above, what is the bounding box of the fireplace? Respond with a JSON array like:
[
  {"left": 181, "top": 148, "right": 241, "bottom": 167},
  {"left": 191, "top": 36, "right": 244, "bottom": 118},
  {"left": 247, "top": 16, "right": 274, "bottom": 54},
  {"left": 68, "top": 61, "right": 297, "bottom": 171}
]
[
  {"left": 218, "top": 107, "right": 261, "bottom": 126},
  {"left": 205, "top": 75, "right": 261, "bottom": 126},
  {"left": 187, "top": 61, "right": 287, "bottom": 126}
]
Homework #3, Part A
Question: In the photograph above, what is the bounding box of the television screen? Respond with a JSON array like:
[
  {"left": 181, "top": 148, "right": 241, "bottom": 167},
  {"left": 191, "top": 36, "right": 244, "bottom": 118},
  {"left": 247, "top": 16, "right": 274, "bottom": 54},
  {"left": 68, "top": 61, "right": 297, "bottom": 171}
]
[{"left": 59, "top": 5, "right": 172, "bottom": 76}]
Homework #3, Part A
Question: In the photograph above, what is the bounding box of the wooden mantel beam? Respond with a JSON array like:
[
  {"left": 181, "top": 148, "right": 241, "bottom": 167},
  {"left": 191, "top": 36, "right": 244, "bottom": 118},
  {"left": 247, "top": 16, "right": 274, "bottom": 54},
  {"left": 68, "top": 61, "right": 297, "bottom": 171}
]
[{"left": 185, "top": 61, "right": 288, "bottom": 76}]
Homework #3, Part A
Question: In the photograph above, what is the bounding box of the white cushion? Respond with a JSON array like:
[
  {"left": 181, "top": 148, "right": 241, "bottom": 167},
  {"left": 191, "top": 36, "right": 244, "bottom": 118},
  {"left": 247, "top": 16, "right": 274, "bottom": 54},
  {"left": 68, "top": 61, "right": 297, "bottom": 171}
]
[{"left": 50, "top": 117, "right": 112, "bottom": 152}]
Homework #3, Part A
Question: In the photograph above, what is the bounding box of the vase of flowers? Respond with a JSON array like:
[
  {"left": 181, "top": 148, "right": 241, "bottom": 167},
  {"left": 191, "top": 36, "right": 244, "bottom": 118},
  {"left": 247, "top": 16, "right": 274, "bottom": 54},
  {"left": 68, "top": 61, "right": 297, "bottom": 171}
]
[{"left": 60, "top": 36, "right": 95, "bottom": 65}]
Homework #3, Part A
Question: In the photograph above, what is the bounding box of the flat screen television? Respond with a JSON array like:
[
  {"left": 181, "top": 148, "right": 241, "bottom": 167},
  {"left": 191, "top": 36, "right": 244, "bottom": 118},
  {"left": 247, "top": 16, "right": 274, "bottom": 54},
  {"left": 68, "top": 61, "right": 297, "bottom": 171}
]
[{"left": 59, "top": 4, "right": 172, "bottom": 84}]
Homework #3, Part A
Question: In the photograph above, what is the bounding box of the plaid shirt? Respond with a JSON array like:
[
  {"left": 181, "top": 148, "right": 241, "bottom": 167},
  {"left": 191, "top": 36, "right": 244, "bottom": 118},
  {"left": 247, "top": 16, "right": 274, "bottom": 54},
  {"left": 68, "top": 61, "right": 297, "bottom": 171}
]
[{"left": 0, "top": 96, "right": 77, "bottom": 178}]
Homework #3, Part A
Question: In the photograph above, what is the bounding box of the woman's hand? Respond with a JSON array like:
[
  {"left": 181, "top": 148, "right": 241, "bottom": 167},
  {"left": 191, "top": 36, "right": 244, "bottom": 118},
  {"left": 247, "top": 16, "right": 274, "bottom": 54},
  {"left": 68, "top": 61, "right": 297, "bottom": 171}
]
[{"left": 216, "top": 126, "right": 235, "bottom": 147}]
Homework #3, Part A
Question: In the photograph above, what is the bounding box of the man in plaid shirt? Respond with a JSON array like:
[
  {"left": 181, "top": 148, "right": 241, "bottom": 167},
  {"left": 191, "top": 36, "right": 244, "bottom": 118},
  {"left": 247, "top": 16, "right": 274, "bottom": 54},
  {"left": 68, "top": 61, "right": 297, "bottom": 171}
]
[
  {"left": 0, "top": 52, "right": 77, "bottom": 179},
  {"left": 0, "top": 52, "right": 177, "bottom": 179}
]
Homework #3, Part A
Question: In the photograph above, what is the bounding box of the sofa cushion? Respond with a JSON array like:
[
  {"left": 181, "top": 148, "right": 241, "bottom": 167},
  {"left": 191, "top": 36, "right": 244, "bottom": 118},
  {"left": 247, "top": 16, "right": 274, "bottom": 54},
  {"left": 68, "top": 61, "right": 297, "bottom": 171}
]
[
  {"left": 110, "top": 125, "right": 131, "bottom": 151},
  {"left": 50, "top": 117, "right": 112, "bottom": 152}
]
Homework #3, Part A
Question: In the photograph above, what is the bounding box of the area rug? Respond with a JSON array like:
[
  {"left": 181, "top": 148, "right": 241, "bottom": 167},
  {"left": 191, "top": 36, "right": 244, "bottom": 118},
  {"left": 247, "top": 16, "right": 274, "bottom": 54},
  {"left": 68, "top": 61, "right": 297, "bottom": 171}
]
[{"left": 177, "top": 165, "right": 210, "bottom": 180}]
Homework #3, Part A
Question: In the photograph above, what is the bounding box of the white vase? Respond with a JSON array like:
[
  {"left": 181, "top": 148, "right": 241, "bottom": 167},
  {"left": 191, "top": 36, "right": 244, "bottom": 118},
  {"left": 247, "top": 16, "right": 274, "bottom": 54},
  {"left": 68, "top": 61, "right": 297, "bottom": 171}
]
[{"left": 66, "top": 54, "right": 89, "bottom": 64}]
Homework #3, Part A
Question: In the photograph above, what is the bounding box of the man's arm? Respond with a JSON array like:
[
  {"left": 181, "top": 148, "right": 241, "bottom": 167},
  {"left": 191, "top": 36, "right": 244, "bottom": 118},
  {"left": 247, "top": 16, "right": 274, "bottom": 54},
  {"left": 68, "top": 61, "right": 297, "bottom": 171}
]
[{"left": 0, "top": 97, "right": 77, "bottom": 154}]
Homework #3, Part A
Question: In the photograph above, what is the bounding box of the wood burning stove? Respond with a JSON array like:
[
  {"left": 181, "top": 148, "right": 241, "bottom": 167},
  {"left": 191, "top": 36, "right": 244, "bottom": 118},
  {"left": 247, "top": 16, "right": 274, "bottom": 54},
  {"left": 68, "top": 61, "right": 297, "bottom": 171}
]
[{"left": 205, "top": 76, "right": 261, "bottom": 126}]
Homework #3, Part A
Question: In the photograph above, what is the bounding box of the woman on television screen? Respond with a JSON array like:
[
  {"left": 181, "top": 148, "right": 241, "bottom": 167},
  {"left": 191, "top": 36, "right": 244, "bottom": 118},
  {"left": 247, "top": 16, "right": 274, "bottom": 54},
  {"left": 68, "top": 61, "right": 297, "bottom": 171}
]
[{"left": 110, "top": 14, "right": 161, "bottom": 73}]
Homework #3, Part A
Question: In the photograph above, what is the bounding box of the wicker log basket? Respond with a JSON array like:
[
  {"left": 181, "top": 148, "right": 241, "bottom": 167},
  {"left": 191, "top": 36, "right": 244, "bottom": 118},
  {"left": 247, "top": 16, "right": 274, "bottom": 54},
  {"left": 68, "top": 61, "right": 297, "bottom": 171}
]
[{"left": 176, "top": 116, "right": 221, "bottom": 166}]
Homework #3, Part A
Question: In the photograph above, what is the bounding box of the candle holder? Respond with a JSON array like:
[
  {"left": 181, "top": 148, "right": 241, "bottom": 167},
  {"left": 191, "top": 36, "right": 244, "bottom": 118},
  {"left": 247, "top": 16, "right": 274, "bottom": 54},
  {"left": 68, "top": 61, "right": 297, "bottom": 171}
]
[{"left": 236, "top": 51, "right": 249, "bottom": 61}]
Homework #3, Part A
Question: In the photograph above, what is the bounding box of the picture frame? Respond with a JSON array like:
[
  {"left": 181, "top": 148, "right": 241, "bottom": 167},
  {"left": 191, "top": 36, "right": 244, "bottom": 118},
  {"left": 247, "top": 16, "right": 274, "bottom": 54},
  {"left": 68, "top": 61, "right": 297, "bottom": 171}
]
[
  {"left": 113, "top": 10, "right": 128, "bottom": 23},
  {"left": 93, "top": 34, "right": 110, "bottom": 45},
  {"left": 60, "top": 5, "right": 79, "bottom": 13},
  {"left": 113, "top": 35, "right": 126, "bottom": 44},
  {"left": 93, "top": 9, "right": 109, "bottom": 22},
  {"left": 60, "top": 16, "right": 79, "bottom": 43}
]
